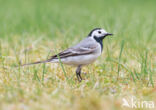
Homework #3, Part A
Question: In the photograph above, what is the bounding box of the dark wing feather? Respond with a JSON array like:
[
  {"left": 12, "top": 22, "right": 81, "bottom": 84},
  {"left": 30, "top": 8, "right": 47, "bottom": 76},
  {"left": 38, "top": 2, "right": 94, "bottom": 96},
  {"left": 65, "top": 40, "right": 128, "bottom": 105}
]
[
  {"left": 49, "top": 46, "right": 97, "bottom": 60},
  {"left": 49, "top": 37, "right": 98, "bottom": 60}
]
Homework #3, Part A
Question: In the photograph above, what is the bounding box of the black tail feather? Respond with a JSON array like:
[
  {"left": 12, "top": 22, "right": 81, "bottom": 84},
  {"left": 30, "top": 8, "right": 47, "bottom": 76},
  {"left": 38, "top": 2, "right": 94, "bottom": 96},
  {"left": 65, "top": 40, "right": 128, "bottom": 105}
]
[{"left": 19, "top": 59, "right": 51, "bottom": 67}]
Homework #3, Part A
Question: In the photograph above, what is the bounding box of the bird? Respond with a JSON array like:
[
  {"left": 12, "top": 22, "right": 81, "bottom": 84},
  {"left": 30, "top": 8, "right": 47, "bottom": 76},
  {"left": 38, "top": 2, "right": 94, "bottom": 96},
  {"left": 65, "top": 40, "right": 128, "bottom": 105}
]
[{"left": 20, "top": 28, "right": 113, "bottom": 81}]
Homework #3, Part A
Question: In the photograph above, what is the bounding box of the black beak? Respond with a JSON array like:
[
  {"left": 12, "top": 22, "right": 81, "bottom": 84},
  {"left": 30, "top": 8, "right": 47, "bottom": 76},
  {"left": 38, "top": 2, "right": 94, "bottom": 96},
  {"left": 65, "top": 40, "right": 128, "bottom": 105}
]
[{"left": 105, "top": 33, "right": 113, "bottom": 36}]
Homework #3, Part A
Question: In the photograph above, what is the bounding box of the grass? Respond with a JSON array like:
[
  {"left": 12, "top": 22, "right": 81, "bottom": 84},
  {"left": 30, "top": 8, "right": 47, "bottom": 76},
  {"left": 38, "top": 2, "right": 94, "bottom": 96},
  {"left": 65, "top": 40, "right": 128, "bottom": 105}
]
[
  {"left": 117, "top": 40, "right": 124, "bottom": 78},
  {"left": 0, "top": 0, "right": 156, "bottom": 110}
]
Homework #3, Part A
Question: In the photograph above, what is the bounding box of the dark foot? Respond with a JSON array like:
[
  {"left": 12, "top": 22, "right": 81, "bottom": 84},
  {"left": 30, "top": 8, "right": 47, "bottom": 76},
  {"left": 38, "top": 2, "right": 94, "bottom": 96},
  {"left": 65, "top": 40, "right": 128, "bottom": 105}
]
[
  {"left": 76, "top": 66, "right": 82, "bottom": 82},
  {"left": 76, "top": 73, "right": 82, "bottom": 82}
]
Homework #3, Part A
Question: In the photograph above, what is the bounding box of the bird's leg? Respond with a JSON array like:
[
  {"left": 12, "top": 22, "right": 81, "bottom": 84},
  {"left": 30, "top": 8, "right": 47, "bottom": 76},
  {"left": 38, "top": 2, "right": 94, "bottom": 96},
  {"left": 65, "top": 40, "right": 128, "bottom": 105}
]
[{"left": 76, "top": 66, "right": 82, "bottom": 82}]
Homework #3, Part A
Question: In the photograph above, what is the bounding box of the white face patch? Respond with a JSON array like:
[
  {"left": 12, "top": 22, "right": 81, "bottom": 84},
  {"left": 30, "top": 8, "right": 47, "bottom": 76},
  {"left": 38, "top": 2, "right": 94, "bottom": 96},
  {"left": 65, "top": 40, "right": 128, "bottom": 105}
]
[{"left": 91, "top": 29, "right": 108, "bottom": 38}]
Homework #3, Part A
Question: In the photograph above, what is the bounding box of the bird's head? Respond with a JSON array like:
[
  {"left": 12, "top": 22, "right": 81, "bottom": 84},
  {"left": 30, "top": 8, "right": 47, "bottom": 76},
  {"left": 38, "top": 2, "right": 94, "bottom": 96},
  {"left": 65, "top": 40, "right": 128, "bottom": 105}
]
[{"left": 88, "top": 28, "right": 113, "bottom": 40}]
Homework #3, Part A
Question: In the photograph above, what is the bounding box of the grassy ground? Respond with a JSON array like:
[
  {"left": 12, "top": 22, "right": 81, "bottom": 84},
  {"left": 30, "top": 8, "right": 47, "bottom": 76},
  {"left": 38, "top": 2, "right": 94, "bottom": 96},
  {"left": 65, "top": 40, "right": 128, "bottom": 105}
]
[{"left": 0, "top": 0, "right": 156, "bottom": 110}]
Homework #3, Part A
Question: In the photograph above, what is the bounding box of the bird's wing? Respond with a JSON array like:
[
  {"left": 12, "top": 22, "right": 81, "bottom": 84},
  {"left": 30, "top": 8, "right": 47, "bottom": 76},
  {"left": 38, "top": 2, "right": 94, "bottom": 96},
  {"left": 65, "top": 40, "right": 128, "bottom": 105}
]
[
  {"left": 49, "top": 38, "right": 98, "bottom": 59},
  {"left": 50, "top": 47, "right": 96, "bottom": 59}
]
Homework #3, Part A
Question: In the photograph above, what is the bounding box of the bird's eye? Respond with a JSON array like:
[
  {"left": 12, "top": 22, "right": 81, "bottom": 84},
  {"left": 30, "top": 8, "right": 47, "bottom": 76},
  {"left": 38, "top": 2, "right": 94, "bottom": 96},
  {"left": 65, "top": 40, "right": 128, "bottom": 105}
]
[{"left": 98, "top": 31, "right": 101, "bottom": 34}]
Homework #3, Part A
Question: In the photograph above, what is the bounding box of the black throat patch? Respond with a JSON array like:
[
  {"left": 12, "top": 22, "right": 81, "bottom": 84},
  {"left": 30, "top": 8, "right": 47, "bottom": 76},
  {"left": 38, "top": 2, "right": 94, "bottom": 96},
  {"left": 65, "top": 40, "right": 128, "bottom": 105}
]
[{"left": 94, "top": 36, "right": 103, "bottom": 52}]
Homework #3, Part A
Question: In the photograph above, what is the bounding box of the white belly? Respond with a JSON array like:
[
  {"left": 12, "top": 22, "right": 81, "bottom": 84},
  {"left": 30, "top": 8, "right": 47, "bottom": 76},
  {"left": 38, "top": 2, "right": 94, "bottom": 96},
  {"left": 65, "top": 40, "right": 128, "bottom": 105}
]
[{"left": 51, "top": 52, "right": 101, "bottom": 66}]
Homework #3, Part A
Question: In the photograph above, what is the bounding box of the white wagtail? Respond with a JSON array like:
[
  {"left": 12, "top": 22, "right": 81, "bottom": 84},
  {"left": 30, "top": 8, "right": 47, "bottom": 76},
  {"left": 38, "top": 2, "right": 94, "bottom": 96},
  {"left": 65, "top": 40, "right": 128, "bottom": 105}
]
[{"left": 21, "top": 28, "right": 113, "bottom": 81}]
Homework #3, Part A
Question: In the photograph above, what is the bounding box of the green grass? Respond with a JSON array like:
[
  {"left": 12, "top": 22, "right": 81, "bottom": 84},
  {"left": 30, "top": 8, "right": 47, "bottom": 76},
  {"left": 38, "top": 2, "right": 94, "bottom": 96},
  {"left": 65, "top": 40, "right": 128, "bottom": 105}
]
[{"left": 0, "top": 0, "right": 156, "bottom": 110}]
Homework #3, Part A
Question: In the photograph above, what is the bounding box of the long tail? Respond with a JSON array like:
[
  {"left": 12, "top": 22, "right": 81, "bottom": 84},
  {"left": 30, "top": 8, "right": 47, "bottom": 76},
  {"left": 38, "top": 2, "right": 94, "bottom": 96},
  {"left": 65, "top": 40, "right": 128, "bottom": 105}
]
[{"left": 20, "top": 59, "right": 51, "bottom": 67}]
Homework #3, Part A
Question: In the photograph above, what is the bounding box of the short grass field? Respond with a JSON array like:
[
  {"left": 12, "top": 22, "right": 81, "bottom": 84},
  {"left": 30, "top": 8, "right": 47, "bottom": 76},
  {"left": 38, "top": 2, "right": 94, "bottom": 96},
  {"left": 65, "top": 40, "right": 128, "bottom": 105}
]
[{"left": 0, "top": 0, "right": 156, "bottom": 110}]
